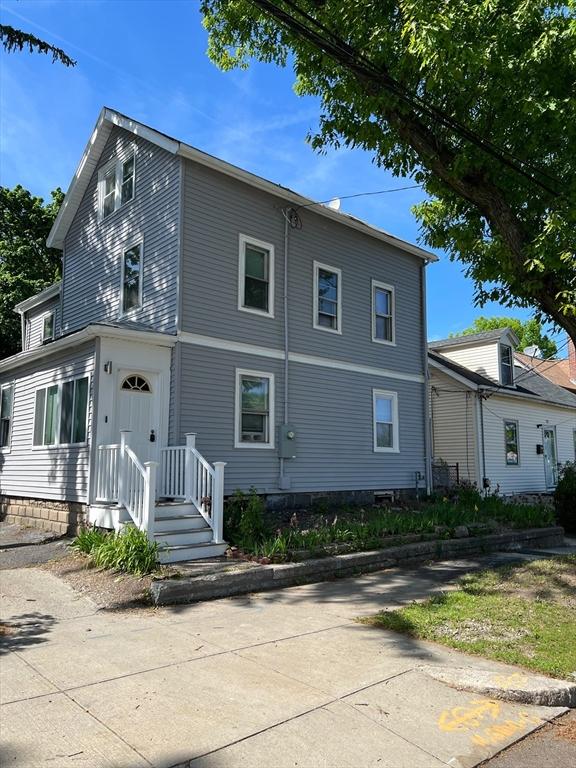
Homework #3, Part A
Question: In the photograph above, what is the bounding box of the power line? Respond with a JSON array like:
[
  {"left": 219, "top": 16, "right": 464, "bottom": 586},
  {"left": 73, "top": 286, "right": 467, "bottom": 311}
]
[
  {"left": 249, "top": 0, "right": 563, "bottom": 196},
  {"left": 514, "top": 338, "right": 570, "bottom": 385},
  {"left": 295, "top": 183, "right": 422, "bottom": 210}
]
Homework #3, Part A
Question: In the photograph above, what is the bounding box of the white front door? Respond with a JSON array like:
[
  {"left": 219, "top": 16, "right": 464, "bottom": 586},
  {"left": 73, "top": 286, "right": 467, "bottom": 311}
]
[
  {"left": 543, "top": 427, "right": 558, "bottom": 489},
  {"left": 114, "top": 370, "right": 160, "bottom": 462}
]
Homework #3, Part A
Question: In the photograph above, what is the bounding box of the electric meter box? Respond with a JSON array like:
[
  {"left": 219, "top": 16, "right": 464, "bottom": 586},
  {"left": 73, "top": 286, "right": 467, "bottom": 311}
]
[{"left": 278, "top": 423, "right": 297, "bottom": 459}]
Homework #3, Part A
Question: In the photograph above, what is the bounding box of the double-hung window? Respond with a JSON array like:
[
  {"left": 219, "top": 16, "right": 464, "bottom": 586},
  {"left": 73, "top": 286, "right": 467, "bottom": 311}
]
[
  {"left": 121, "top": 242, "right": 143, "bottom": 315},
  {"left": 33, "top": 376, "right": 89, "bottom": 447},
  {"left": 372, "top": 281, "right": 395, "bottom": 344},
  {"left": 504, "top": 420, "right": 519, "bottom": 465},
  {"left": 314, "top": 262, "right": 342, "bottom": 333},
  {"left": 238, "top": 235, "right": 274, "bottom": 317},
  {"left": 373, "top": 390, "right": 399, "bottom": 452},
  {"left": 99, "top": 152, "right": 135, "bottom": 220},
  {"left": 500, "top": 344, "right": 514, "bottom": 385},
  {"left": 235, "top": 369, "right": 275, "bottom": 448},
  {"left": 0, "top": 384, "right": 14, "bottom": 449},
  {"left": 42, "top": 312, "right": 55, "bottom": 343}
]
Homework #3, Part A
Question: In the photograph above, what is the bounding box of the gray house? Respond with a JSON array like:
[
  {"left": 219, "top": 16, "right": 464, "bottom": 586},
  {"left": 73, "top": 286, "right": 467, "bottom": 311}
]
[{"left": 0, "top": 108, "right": 436, "bottom": 561}]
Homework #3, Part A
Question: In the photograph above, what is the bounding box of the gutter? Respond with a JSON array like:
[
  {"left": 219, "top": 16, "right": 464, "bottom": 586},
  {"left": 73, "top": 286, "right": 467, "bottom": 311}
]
[{"left": 421, "top": 262, "right": 432, "bottom": 494}]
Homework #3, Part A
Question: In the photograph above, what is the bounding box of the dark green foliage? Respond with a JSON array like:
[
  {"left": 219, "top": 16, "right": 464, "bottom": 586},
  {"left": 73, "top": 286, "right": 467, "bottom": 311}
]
[
  {"left": 554, "top": 463, "right": 576, "bottom": 533},
  {"left": 70, "top": 527, "right": 109, "bottom": 554},
  {"left": 224, "top": 487, "right": 270, "bottom": 549},
  {"left": 0, "top": 25, "right": 75, "bottom": 66},
  {"left": 0, "top": 185, "right": 64, "bottom": 359}
]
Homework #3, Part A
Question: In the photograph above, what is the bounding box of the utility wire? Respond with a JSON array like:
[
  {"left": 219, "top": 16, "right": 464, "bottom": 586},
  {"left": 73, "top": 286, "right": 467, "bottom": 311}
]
[
  {"left": 295, "top": 183, "right": 422, "bottom": 210},
  {"left": 249, "top": 0, "right": 562, "bottom": 196},
  {"left": 514, "top": 338, "right": 570, "bottom": 385}
]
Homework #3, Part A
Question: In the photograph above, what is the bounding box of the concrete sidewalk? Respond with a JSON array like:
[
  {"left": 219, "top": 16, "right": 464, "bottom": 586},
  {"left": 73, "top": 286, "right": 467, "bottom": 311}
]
[{"left": 1, "top": 554, "right": 573, "bottom": 768}]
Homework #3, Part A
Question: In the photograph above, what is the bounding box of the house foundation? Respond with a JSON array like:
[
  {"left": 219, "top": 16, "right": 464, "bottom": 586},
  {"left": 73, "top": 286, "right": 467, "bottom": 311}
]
[{"left": 0, "top": 495, "right": 87, "bottom": 536}]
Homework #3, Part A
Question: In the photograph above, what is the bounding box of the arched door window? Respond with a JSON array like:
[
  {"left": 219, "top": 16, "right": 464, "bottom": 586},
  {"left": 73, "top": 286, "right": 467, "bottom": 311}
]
[{"left": 121, "top": 374, "right": 151, "bottom": 393}]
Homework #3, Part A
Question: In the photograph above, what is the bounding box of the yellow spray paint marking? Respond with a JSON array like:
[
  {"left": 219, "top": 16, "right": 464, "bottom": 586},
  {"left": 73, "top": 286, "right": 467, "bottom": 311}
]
[
  {"left": 491, "top": 672, "right": 527, "bottom": 689},
  {"left": 438, "top": 699, "right": 500, "bottom": 733},
  {"left": 471, "top": 712, "right": 543, "bottom": 748}
]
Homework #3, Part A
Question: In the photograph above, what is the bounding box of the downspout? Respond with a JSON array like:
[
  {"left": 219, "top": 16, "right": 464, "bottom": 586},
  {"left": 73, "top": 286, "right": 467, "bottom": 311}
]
[
  {"left": 279, "top": 207, "right": 290, "bottom": 489},
  {"left": 478, "top": 389, "right": 488, "bottom": 493},
  {"left": 421, "top": 261, "right": 432, "bottom": 495}
]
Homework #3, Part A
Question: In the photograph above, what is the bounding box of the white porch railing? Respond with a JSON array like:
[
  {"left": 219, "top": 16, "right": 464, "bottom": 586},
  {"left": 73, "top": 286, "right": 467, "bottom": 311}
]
[{"left": 94, "top": 431, "right": 225, "bottom": 545}]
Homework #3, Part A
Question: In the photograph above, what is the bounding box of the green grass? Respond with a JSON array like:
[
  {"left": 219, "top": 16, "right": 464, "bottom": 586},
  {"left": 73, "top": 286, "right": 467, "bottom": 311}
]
[
  {"left": 71, "top": 526, "right": 159, "bottom": 576},
  {"left": 360, "top": 555, "right": 576, "bottom": 680}
]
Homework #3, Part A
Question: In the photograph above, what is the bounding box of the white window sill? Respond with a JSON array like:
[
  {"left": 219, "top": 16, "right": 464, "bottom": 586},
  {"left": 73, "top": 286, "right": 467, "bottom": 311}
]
[
  {"left": 234, "top": 442, "right": 275, "bottom": 450},
  {"left": 238, "top": 305, "right": 275, "bottom": 319}
]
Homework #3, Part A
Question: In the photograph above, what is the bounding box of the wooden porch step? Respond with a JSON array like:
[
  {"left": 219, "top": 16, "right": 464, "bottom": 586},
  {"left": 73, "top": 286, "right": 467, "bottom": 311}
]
[
  {"left": 154, "top": 528, "right": 213, "bottom": 547},
  {"left": 158, "top": 541, "right": 228, "bottom": 564},
  {"left": 155, "top": 514, "right": 208, "bottom": 532}
]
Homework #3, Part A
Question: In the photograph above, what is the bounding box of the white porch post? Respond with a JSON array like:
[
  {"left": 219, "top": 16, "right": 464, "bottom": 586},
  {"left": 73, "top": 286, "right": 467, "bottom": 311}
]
[
  {"left": 184, "top": 433, "right": 196, "bottom": 503},
  {"left": 212, "top": 461, "right": 226, "bottom": 544},
  {"left": 144, "top": 461, "right": 158, "bottom": 541},
  {"left": 118, "top": 430, "right": 132, "bottom": 508}
]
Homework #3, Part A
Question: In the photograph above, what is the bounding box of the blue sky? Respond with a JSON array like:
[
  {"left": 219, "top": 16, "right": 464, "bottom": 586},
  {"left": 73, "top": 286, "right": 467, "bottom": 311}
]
[{"left": 0, "top": 0, "right": 561, "bottom": 344}]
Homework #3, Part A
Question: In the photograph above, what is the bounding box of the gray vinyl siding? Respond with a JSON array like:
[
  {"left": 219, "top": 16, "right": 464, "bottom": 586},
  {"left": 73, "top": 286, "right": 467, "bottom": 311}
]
[
  {"left": 181, "top": 160, "right": 424, "bottom": 377},
  {"left": 24, "top": 296, "right": 60, "bottom": 351},
  {"left": 62, "top": 127, "right": 180, "bottom": 334},
  {"left": 173, "top": 342, "right": 425, "bottom": 495},
  {"left": 0, "top": 343, "right": 95, "bottom": 502}
]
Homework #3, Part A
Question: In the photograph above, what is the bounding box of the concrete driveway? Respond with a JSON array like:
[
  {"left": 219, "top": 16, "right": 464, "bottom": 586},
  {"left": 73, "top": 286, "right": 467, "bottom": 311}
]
[{"left": 0, "top": 558, "right": 570, "bottom": 768}]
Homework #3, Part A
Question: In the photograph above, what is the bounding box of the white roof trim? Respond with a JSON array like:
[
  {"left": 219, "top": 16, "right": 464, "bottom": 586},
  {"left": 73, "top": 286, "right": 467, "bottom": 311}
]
[
  {"left": 47, "top": 107, "right": 437, "bottom": 262},
  {"left": 0, "top": 324, "right": 176, "bottom": 374},
  {"left": 14, "top": 282, "right": 61, "bottom": 314}
]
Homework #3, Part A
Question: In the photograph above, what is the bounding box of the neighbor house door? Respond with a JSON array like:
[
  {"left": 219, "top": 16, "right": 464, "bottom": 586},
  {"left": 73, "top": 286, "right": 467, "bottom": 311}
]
[
  {"left": 114, "top": 370, "right": 160, "bottom": 463},
  {"left": 543, "top": 427, "right": 558, "bottom": 489}
]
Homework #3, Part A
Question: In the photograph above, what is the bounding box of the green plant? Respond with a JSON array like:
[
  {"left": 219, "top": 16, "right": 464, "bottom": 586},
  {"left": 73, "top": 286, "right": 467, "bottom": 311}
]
[
  {"left": 224, "top": 487, "right": 269, "bottom": 549},
  {"left": 555, "top": 463, "right": 576, "bottom": 533},
  {"left": 70, "top": 526, "right": 109, "bottom": 554},
  {"left": 91, "top": 526, "right": 159, "bottom": 575}
]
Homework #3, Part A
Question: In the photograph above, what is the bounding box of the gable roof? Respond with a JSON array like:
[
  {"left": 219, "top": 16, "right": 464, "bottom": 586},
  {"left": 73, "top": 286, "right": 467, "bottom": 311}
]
[
  {"left": 14, "top": 282, "right": 61, "bottom": 314},
  {"left": 429, "top": 350, "right": 576, "bottom": 409},
  {"left": 515, "top": 351, "right": 576, "bottom": 394},
  {"left": 429, "top": 327, "right": 519, "bottom": 351},
  {"left": 47, "top": 108, "right": 437, "bottom": 263}
]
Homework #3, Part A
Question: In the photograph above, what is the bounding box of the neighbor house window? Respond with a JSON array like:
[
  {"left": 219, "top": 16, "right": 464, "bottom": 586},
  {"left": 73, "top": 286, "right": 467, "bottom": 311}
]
[
  {"left": 0, "top": 384, "right": 14, "bottom": 449},
  {"left": 42, "top": 312, "right": 55, "bottom": 343},
  {"left": 99, "top": 152, "right": 135, "bottom": 220},
  {"left": 121, "top": 242, "right": 142, "bottom": 314},
  {"left": 314, "top": 262, "right": 342, "bottom": 333},
  {"left": 372, "top": 280, "right": 395, "bottom": 344},
  {"left": 373, "top": 390, "right": 399, "bottom": 452},
  {"left": 238, "top": 235, "right": 274, "bottom": 317},
  {"left": 235, "top": 369, "right": 275, "bottom": 448},
  {"left": 504, "top": 420, "right": 519, "bottom": 465},
  {"left": 500, "top": 344, "right": 514, "bottom": 385},
  {"left": 33, "top": 376, "right": 89, "bottom": 447}
]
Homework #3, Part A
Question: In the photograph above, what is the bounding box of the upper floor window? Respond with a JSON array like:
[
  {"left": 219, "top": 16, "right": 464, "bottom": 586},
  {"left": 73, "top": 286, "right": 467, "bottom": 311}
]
[
  {"left": 500, "top": 344, "right": 514, "bottom": 385},
  {"left": 238, "top": 235, "right": 274, "bottom": 317},
  {"left": 33, "top": 376, "right": 89, "bottom": 447},
  {"left": 121, "top": 242, "right": 142, "bottom": 315},
  {"left": 314, "top": 261, "right": 342, "bottom": 334},
  {"left": 372, "top": 280, "right": 395, "bottom": 344},
  {"left": 98, "top": 152, "right": 135, "bottom": 220},
  {"left": 504, "top": 420, "right": 519, "bottom": 465},
  {"left": 0, "top": 384, "right": 14, "bottom": 449},
  {"left": 42, "top": 312, "right": 55, "bottom": 343},
  {"left": 235, "top": 369, "right": 275, "bottom": 448},
  {"left": 373, "top": 389, "right": 399, "bottom": 453}
]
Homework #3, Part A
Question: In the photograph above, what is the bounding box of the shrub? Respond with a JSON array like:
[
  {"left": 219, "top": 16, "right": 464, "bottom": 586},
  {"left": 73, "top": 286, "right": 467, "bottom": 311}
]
[
  {"left": 91, "top": 526, "right": 159, "bottom": 575},
  {"left": 225, "top": 487, "right": 269, "bottom": 549},
  {"left": 71, "top": 526, "right": 109, "bottom": 554},
  {"left": 554, "top": 463, "right": 576, "bottom": 533}
]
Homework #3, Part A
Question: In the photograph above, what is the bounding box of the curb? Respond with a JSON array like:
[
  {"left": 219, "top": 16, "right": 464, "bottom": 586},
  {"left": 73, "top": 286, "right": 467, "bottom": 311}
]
[
  {"left": 419, "top": 665, "right": 576, "bottom": 708},
  {"left": 150, "top": 526, "right": 565, "bottom": 606}
]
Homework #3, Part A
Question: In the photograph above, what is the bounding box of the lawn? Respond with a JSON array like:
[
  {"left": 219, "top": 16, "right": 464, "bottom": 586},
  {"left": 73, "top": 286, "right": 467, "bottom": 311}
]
[{"left": 360, "top": 555, "right": 576, "bottom": 680}]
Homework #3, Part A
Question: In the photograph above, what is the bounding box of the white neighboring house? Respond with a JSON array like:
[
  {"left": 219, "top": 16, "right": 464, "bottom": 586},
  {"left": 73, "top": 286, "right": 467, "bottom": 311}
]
[{"left": 429, "top": 328, "right": 576, "bottom": 494}]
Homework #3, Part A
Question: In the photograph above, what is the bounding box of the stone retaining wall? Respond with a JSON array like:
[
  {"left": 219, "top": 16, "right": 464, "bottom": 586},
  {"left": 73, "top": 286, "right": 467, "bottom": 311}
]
[
  {"left": 0, "top": 495, "right": 87, "bottom": 536},
  {"left": 151, "top": 526, "right": 565, "bottom": 605}
]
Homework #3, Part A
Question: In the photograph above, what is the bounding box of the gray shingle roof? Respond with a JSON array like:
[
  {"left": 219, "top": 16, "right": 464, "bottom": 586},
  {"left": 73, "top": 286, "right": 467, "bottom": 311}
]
[{"left": 429, "top": 329, "right": 509, "bottom": 350}]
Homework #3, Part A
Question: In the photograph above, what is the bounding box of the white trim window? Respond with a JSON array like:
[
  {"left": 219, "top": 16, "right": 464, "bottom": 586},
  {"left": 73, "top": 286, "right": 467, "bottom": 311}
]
[
  {"left": 504, "top": 420, "right": 519, "bottom": 465},
  {"left": 121, "top": 242, "right": 143, "bottom": 315},
  {"left": 372, "top": 280, "right": 395, "bottom": 344},
  {"left": 235, "top": 369, "right": 275, "bottom": 448},
  {"left": 42, "top": 312, "right": 55, "bottom": 343},
  {"left": 313, "top": 261, "right": 342, "bottom": 333},
  {"left": 0, "top": 383, "right": 14, "bottom": 449},
  {"left": 33, "top": 376, "right": 89, "bottom": 447},
  {"left": 98, "top": 152, "right": 135, "bottom": 220},
  {"left": 373, "top": 389, "right": 399, "bottom": 452},
  {"left": 500, "top": 344, "right": 514, "bottom": 385},
  {"left": 238, "top": 235, "right": 275, "bottom": 317}
]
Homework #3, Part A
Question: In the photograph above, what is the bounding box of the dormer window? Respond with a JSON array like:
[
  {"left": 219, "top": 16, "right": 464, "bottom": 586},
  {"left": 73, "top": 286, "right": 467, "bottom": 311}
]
[
  {"left": 42, "top": 312, "right": 54, "bottom": 343},
  {"left": 98, "top": 152, "right": 135, "bottom": 220},
  {"left": 500, "top": 344, "right": 514, "bottom": 385}
]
